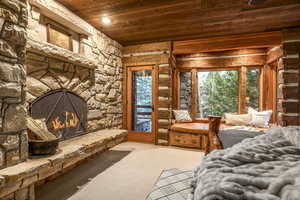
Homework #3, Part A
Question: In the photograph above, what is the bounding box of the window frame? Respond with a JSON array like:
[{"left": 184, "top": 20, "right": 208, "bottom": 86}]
[
  {"left": 177, "top": 66, "right": 263, "bottom": 120},
  {"left": 47, "top": 23, "right": 73, "bottom": 51}
]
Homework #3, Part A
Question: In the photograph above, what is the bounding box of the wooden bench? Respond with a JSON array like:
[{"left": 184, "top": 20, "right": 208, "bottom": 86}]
[{"left": 169, "top": 116, "right": 222, "bottom": 155}]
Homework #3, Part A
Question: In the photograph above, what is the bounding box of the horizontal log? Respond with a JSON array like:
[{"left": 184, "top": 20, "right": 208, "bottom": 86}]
[
  {"left": 158, "top": 110, "right": 171, "bottom": 119},
  {"left": 158, "top": 78, "right": 171, "bottom": 87},
  {"left": 283, "top": 42, "right": 300, "bottom": 56},
  {"left": 282, "top": 27, "right": 300, "bottom": 42},
  {"left": 123, "top": 41, "right": 171, "bottom": 54},
  {"left": 157, "top": 123, "right": 169, "bottom": 129},
  {"left": 278, "top": 71, "right": 299, "bottom": 84},
  {"left": 277, "top": 101, "right": 299, "bottom": 113},
  {"left": 278, "top": 85, "right": 299, "bottom": 99},
  {"left": 278, "top": 113, "right": 300, "bottom": 126},
  {"left": 158, "top": 89, "right": 170, "bottom": 98},
  {"left": 278, "top": 58, "right": 300, "bottom": 70},
  {"left": 178, "top": 48, "right": 267, "bottom": 58},
  {"left": 158, "top": 67, "right": 170, "bottom": 74},
  {"left": 158, "top": 119, "right": 170, "bottom": 126},
  {"left": 157, "top": 132, "right": 169, "bottom": 140},
  {"left": 158, "top": 99, "right": 172, "bottom": 108},
  {"left": 177, "top": 55, "right": 266, "bottom": 69},
  {"left": 123, "top": 54, "right": 169, "bottom": 66}
]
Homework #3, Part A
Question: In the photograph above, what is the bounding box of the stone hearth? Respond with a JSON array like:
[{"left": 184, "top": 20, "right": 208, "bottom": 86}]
[{"left": 0, "top": 130, "right": 127, "bottom": 199}]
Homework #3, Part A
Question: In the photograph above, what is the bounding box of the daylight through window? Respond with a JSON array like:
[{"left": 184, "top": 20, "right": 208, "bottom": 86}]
[{"left": 197, "top": 70, "right": 239, "bottom": 118}]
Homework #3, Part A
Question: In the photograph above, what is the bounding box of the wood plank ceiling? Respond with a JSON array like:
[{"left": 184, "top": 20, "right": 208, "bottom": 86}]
[{"left": 57, "top": 0, "right": 300, "bottom": 46}]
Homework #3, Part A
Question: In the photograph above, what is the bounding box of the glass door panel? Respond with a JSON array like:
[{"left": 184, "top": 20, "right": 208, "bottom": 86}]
[{"left": 132, "top": 70, "right": 152, "bottom": 132}]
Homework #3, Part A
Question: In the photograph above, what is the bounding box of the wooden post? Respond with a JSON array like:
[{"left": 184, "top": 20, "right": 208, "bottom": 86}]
[
  {"left": 206, "top": 116, "right": 222, "bottom": 155},
  {"left": 259, "top": 66, "right": 266, "bottom": 111},
  {"left": 238, "top": 66, "right": 247, "bottom": 113},
  {"left": 191, "top": 69, "right": 197, "bottom": 120},
  {"left": 173, "top": 69, "right": 180, "bottom": 109}
]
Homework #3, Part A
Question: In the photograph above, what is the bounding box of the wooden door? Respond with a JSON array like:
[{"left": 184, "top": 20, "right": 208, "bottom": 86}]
[{"left": 127, "top": 66, "right": 157, "bottom": 143}]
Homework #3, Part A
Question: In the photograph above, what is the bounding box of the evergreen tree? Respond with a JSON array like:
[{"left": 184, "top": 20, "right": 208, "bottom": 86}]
[
  {"left": 198, "top": 71, "right": 238, "bottom": 118},
  {"left": 246, "top": 69, "right": 260, "bottom": 109},
  {"left": 198, "top": 69, "right": 260, "bottom": 118}
]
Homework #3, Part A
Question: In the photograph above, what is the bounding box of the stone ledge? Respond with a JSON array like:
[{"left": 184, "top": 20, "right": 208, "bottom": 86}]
[
  {"left": 0, "top": 129, "right": 127, "bottom": 198},
  {"left": 26, "top": 38, "right": 100, "bottom": 70}
]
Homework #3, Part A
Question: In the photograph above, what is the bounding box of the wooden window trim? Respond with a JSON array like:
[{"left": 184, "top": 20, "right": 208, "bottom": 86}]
[
  {"left": 238, "top": 66, "right": 247, "bottom": 114},
  {"left": 126, "top": 65, "right": 157, "bottom": 144},
  {"left": 46, "top": 23, "right": 73, "bottom": 51},
  {"left": 177, "top": 66, "right": 263, "bottom": 120}
]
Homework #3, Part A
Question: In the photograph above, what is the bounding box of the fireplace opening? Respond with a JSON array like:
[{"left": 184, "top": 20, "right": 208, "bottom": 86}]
[{"left": 29, "top": 89, "right": 87, "bottom": 140}]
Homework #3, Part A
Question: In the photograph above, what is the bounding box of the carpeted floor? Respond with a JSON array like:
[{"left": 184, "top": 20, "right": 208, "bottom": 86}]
[
  {"left": 37, "top": 142, "right": 203, "bottom": 200},
  {"left": 36, "top": 150, "right": 131, "bottom": 200}
]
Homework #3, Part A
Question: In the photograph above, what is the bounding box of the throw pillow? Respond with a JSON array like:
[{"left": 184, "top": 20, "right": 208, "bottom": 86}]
[
  {"left": 248, "top": 107, "right": 272, "bottom": 128},
  {"left": 173, "top": 110, "right": 192, "bottom": 122},
  {"left": 224, "top": 113, "right": 251, "bottom": 126}
]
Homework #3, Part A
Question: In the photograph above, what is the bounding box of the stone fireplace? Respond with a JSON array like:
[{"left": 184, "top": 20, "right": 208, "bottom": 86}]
[
  {"left": 0, "top": 0, "right": 126, "bottom": 199},
  {"left": 29, "top": 89, "right": 88, "bottom": 140},
  {"left": 25, "top": 47, "right": 93, "bottom": 139},
  {"left": 25, "top": 38, "right": 123, "bottom": 134}
]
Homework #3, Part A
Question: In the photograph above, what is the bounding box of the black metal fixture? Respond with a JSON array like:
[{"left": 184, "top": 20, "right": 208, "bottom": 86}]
[
  {"left": 248, "top": 0, "right": 266, "bottom": 5},
  {"left": 29, "top": 89, "right": 87, "bottom": 141}
]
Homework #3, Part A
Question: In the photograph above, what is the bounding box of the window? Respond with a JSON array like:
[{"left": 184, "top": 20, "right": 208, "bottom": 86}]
[
  {"left": 132, "top": 70, "right": 152, "bottom": 132},
  {"left": 180, "top": 72, "right": 192, "bottom": 110},
  {"left": 246, "top": 69, "right": 261, "bottom": 110},
  {"left": 197, "top": 70, "right": 239, "bottom": 118},
  {"left": 179, "top": 68, "right": 261, "bottom": 119},
  {"left": 47, "top": 24, "right": 73, "bottom": 51}
]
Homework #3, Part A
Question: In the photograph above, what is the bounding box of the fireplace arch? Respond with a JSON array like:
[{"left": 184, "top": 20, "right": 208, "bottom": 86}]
[{"left": 29, "top": 89, "right": 87, "bottom": 140}]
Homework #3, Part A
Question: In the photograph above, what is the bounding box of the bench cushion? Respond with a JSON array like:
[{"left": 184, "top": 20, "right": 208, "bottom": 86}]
[{"left": 170, "top": 123, "right": 209, "bottom": 134}]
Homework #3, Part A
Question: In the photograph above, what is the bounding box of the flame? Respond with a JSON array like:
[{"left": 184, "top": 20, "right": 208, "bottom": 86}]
[{"left": 52, "top": 112, "right": 80, "bottom": 131}]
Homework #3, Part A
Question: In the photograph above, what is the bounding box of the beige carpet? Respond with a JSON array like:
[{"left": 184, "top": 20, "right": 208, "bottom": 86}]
[{"left": 68, "top": 142, "right": 204, "bottom": 200}]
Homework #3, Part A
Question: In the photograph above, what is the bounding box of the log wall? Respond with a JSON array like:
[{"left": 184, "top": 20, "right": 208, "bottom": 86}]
[
  {"left": 277, "top": 28, "right": 300, "bottom": 126},
  {"left": 123, "top": 42, "right": 173, "bottom": 145}
]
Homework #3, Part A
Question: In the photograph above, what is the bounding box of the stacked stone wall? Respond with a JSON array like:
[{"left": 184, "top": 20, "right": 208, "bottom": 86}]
[
  {"left": 26, "top": 2, "right": 123, "bottom": 132},
  {"left": 0, "top": 0, "right": 28, "bottom": 169}
]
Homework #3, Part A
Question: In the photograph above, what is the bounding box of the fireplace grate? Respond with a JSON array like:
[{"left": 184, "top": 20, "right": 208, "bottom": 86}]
[{"left": 29, "top": 89, "right": 87, "bottom": 140}]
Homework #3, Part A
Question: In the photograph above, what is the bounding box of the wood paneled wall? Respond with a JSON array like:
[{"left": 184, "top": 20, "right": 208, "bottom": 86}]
[{"left": 122, "top": 29, "right": 300, "bottom": 145}]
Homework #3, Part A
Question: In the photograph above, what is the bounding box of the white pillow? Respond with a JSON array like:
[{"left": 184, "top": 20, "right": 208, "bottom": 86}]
[
  {"left": 173, "top": 110, "right": 192, "bottom": 123},
  {"left": 224, "top": 113, "right": 251, "bottom": 126},
  {"left": 248, "top": 107, "right": 272, "bottom": 128}
]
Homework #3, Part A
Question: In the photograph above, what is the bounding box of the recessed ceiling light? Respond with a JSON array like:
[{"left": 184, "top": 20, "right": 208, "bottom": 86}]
[{"left": 102, "top": 17, "right": 111, "bottom": 24}]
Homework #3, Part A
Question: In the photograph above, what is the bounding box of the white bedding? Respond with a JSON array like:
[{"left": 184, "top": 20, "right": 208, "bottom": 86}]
[{"left": 224, "top": 125, "right": 264, "bottom": 132}]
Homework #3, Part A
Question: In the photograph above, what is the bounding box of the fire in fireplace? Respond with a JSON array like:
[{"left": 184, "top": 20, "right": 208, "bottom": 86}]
[{"left": 29, "top": 89, "right": 87, "bottom": 140}]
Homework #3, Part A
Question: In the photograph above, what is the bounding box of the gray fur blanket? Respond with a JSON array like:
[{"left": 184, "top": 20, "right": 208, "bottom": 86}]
[{"left": 190, "top": 126, "right": 300, "bottom": 200}]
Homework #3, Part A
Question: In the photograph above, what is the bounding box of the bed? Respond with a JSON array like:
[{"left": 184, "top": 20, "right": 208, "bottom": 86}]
[
  {"left": 148, "top": 126, "right": 300, "bottom": 200},
  {"left": 190, "top": 126, "right": 300, "bottom": 200}
]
